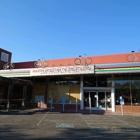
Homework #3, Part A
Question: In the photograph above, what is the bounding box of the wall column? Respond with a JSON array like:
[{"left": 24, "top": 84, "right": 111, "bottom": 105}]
[
  {"left": 22, "top": 85, "right": 27, "bottom": 109},
  {"left": 111, "top": 74, "right": 115, "bottom": 112},
  {"left": 45, "top": 77, "right": 49, "bottom": 103},
  {"left": 7, "top": 84, "right": 13, "bottom": 111},
  {"left": 80, "top": 75, "right": 84, "bottom": 110}
]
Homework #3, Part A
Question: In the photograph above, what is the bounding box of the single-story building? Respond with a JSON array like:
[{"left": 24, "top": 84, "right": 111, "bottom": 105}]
[{"left": 0, "top": 48, "right": 140, "bottom": 113}]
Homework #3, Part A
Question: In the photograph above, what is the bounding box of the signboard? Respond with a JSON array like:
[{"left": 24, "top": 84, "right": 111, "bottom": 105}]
[
  {"left": 30, "top": 65, "right": 94, "bottom": 76},
  {"left": 120, "top": 98, "right": 124, "bottom": 105},
  {"left": 1, "top": 52, "right": 9, "bottom": 62},
  {"left": 35, "top": 95, "right": 44, "bottom": 102},
  {"left": 62, "top": 97, "right": 66, "bottom": 105}
]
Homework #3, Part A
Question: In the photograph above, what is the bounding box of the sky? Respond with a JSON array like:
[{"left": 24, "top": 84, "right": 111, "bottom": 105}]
[{"left": 0, "top": 0, "right": 140, "bottom": 62}]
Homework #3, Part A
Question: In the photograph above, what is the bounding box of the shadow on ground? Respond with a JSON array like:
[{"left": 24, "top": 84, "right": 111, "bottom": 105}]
[
  {"left": 0, "top": 124, "right": 139, "bottom": 140},
  {"left": 0, "top": 109, "right": 106, "bottom": 115}
]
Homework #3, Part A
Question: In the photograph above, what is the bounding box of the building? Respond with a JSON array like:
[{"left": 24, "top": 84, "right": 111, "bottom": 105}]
[
  {"left": 0, "top": 49, "right": 140, "bottom": 113},
  {"left": 0, "top": 48, "right": 12, "bottom": 69}
]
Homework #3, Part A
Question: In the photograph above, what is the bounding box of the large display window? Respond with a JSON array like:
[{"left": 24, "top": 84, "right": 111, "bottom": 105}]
[
  {"left": 48, "top": 76, "right": 80, "bottom": 104},
  {"left": 115, "top": 74, "right": 140, "bottom": 106},
  {"left": 83, "top": 75, "right": 111, "bottom": 87}
]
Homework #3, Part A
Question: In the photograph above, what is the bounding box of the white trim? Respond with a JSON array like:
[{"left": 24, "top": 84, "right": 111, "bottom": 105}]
[
  {"left": 111, "top": 75, "right": 115, "bottom": 112},
  {"left": 80, "top": 75, "right": 84, "bottom": 110}
]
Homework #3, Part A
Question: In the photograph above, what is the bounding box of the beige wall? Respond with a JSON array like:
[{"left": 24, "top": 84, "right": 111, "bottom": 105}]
[
  {"left": 48, "top": 85, "right": 59, "bottom": 103},
  {"left": 70, "top": 85, "right": 80, "bottom": 103}
]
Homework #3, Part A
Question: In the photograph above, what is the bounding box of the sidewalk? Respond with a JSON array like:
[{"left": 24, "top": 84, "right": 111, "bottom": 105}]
[
  {"left": 27, "top": 107, "right": 140, "bottom": 116},
  {"left": 105, "top": 110, "right": 140, "bottom": 116},
  {"left": 1, "top": 107, "right": 140, "bottom": 116}
]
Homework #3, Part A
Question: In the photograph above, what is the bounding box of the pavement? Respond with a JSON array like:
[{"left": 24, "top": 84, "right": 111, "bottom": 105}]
[{"left": 0, "top": 108, "right": 140, "bottom": 140}]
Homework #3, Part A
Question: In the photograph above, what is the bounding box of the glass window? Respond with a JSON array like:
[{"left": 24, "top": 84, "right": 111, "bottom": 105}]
[
  {"left": 33, "top": 78, "right": 46, "bottom": 85},
  {"left": 83, "top": 75, "right": 96, "bottom": 87},
  {"left": 98, "top": 76, "right": 107, "bottom": 87},
  {"left": 97, "top": 75, "right": 112, "bottom": 87},
  {"left": 48, "top": 76, "right": 80, "bottom": 103},
  {"left": 83, "top": 75, "right": 112, "bottom": 87},
  {"left": 115, "top": 74, "right": 140, "bottom": 105}
]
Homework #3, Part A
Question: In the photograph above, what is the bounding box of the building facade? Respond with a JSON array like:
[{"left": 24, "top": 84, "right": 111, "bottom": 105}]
[{"left": 0, "top": 51, "right": 140, "bottom": 113}]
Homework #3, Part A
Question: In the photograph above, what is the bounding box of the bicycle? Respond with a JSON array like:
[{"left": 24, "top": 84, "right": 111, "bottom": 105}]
[
  {"left": 126, "top": 52, "right": 140, "bottom": 62},
  {"left": 3, "top": 62, "right": 15, "bottom": 70},
  {"left": 34, "top": 59, "right": 49, "bottom": 68},
  {"left": 74, "top": 56, "right": 92, "bottom": 65}
]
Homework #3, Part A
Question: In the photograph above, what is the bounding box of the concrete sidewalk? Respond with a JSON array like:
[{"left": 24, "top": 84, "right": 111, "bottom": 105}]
[
  {"left": 1, "top": 107, "right": 140, "bottom": 117},
  {"left": 26, "top": 108, "right": 140, "bottom": 116}
]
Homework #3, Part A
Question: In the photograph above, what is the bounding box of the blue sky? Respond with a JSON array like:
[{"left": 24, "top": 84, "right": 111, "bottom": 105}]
[{"left": 0, "top": 0, "right": 140, "bottom": 62}]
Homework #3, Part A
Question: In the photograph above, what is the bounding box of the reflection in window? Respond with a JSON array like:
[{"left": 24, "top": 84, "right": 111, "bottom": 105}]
[
  {"left": 115, "top": 76, "right": 140, "bottom": 106},
  {"left": 48, "top": 76, "right": 80, "bottom": 103},
  {"left": 98, "top": 76, "right": 107, "bottom": 87},
  {"left": 83, "top": 75, "right": 96, "bottom": 87},
  {"left": 83, "top": 75, "right": 111, "bottom": 87}
]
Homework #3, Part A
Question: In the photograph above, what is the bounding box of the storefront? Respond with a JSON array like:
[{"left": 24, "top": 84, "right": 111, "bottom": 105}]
[{"left": 0, "top": 51, "right": 140, "bottom": 113}]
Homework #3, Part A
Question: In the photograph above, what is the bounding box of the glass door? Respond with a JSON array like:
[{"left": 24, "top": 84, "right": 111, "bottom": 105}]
[
  {"left": 90, "top": 92, "right": 97, "bottom": 107},
  {"left": 84, "top": 91, "right": 97, "bottom": 108},
  {"left": 106, "top": 92, "right": 112, "bottom": 110},
  {"left": 84, "top": 91, "right": 112, "bottom": 110},
  {"left": 98, "top": 92, "right": 111, "bottom": 110},
  {"left": 84, "top": 91, "right": 89, "bottom": 107},
  {"left": 98, "top": 92, "right": 105, "bottom": 108}
]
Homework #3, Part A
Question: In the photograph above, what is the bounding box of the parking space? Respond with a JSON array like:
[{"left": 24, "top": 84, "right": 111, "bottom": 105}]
[
  {"left": 0, "top": 110, "right": 140, "bottom": 139},
  {"left": 79, "top": 114, "right": 140, "bottom": 139}
]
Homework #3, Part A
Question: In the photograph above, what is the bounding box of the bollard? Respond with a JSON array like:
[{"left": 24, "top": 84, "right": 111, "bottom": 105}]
[
  {"left": 51, "top": 97, "right": 53, "bottom": 111},
  {"left": 7, "top": 101, "right": 10, "bottom": 112},
  {"left": 76, "top": 98, "right": 77, "bottom": 113},
  {"left": 22, "top": 100, "right": 25, "bottom": 110},
  {"left": 39, "top": 101, "right": 41, "bottom": 111},
  {"left": 89, "top": 96, "right": 91, "bottom": 114}
]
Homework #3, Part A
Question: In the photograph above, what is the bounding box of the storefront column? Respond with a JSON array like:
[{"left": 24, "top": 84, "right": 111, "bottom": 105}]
[
  {"left": 7, "top": 84, "right": 13, "bottom": 111},
  {"left": 111, "top": 74, "right": 115, "bottom": 112},
  {"left": 22, "top": 85, "right": 27, "bottom": 109},
  {"left": 80, "top": 75, "right": 84, "bottom": 110},
  {"left": 45, "top": 77, "right": 49, "bottom": 103}
]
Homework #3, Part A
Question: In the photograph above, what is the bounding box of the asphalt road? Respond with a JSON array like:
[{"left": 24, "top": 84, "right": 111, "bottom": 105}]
[{"left": 0, "top": 110, "right": 140, "bottom": 140}]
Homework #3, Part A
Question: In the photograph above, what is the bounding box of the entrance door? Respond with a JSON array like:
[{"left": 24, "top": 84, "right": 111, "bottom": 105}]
[
  {"left": 84, "top": 91, "right": 112, "bottom": 110},
  {"left": 84, "top": 91, "right": 97, "bottom": 108},
  {"left": 90, "top": 92, "right": 97, "bottom": 107},
  {"left": 98, "top": 92, "right": 111, "bottom": 110}
]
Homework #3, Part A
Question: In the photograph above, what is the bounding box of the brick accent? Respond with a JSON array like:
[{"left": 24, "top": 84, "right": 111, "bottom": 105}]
[
  {"left": 116, "top": 105, "right": 140, "bottom": 113},
  {"left": 25, "top": 102, "right": 47, "bottom": 109}
]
